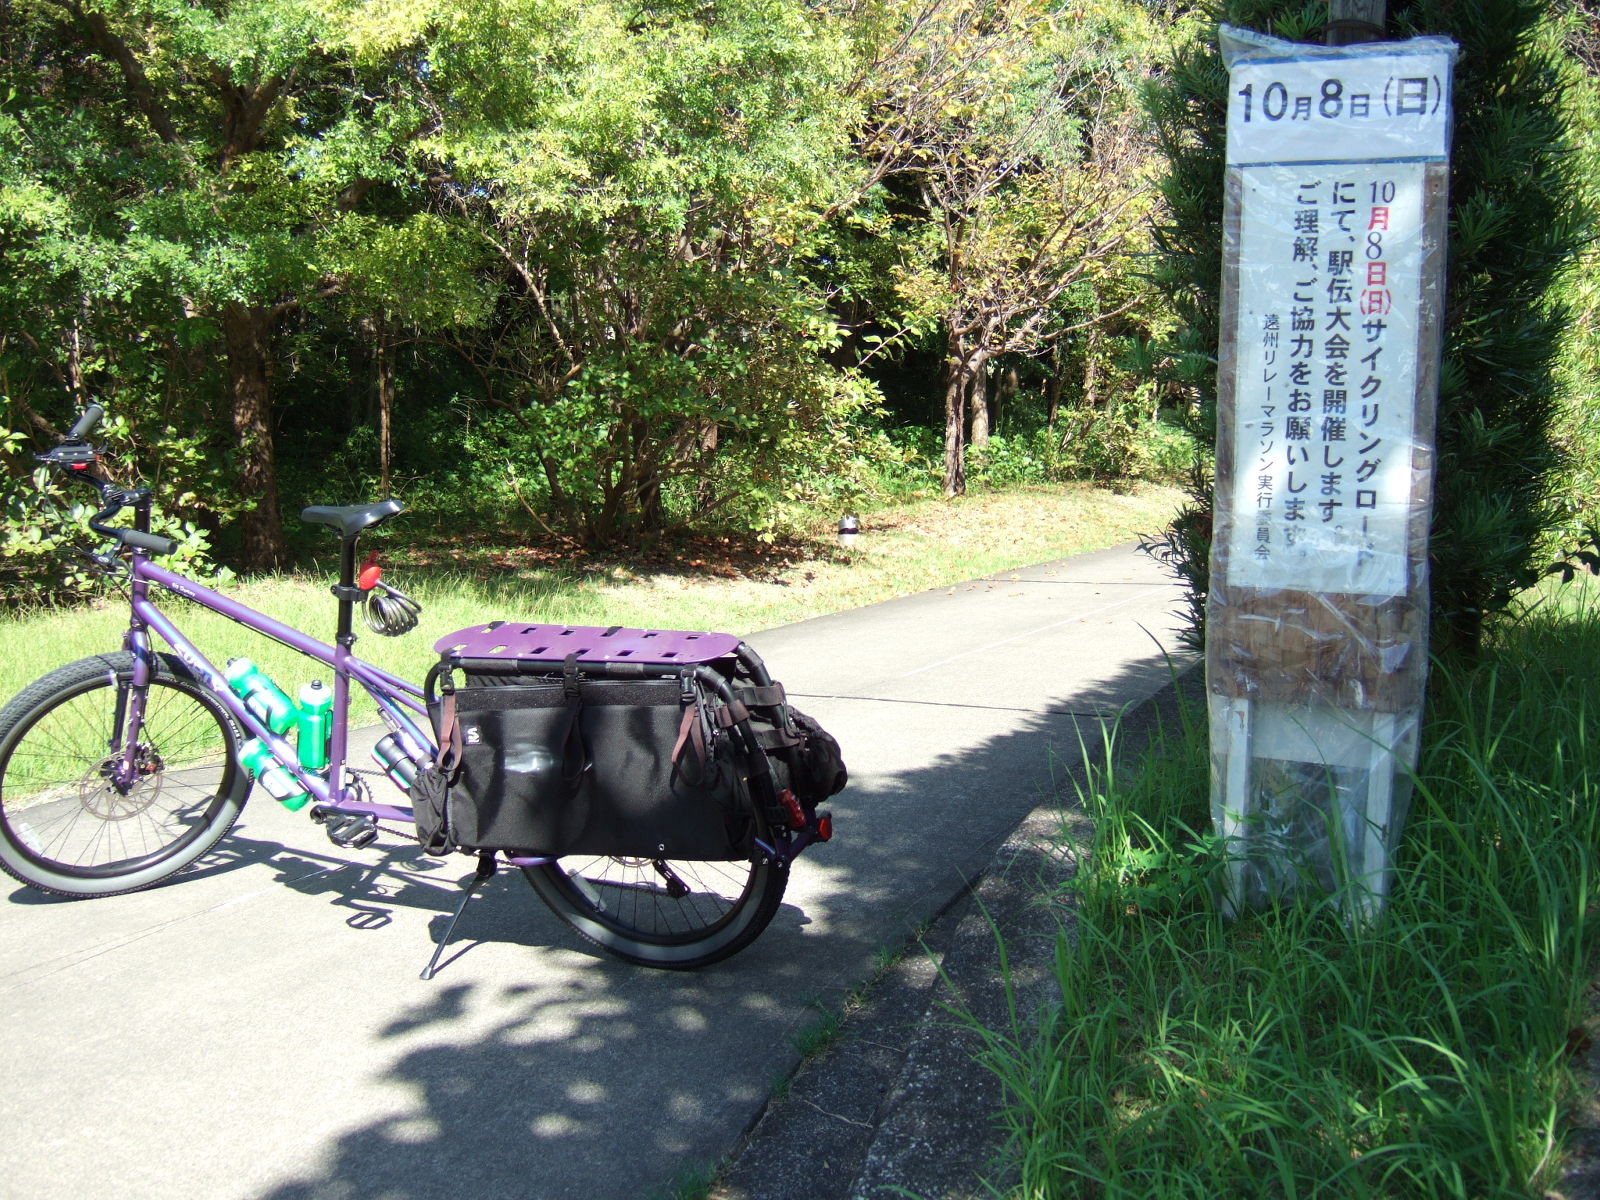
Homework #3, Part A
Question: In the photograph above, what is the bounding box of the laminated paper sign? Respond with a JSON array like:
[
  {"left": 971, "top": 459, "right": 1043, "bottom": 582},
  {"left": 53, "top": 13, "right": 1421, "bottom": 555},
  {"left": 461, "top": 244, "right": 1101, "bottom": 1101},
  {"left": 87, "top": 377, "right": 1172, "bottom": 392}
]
[
  {"left": 1228, "top": 162, "right": 1425, "bottom": 599},
  {"left": 1207, "top": 27, "right": 1456, "bottom": 916}
]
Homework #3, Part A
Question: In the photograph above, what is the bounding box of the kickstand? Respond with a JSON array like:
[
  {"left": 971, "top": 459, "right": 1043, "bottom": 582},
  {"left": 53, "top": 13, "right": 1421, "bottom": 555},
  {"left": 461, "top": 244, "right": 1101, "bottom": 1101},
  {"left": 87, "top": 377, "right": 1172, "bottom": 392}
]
[{"left": 420, "top": 853, "right": 497, "bottom": 981}]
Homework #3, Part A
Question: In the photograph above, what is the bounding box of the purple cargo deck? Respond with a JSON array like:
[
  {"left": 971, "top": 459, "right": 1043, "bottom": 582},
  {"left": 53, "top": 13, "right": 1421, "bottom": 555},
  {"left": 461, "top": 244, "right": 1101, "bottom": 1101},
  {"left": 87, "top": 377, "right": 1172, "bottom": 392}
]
[{"left": 434, "top": 622, "right": 742, "bottom": 666}]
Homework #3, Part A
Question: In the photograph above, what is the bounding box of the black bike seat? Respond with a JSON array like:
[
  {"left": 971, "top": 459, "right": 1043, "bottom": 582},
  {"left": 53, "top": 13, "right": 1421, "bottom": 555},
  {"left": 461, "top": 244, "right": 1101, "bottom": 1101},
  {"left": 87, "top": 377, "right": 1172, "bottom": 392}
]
[{"left": 300, "top": 498, "right": 405, "bottom": 540}]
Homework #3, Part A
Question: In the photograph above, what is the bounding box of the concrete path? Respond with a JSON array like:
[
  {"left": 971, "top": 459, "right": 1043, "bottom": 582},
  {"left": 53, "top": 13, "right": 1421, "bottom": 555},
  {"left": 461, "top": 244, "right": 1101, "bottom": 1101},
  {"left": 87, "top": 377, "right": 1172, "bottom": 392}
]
[{"left": 0, "top": 543, "right": 1188, "bottom": 1200}]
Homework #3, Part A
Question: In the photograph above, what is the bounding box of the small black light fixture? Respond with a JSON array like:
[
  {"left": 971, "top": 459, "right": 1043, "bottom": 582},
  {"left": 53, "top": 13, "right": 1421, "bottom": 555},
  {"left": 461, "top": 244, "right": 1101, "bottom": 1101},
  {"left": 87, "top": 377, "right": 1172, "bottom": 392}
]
[{"left": 837, "top": 513, "right": 861, "bottom": 549}]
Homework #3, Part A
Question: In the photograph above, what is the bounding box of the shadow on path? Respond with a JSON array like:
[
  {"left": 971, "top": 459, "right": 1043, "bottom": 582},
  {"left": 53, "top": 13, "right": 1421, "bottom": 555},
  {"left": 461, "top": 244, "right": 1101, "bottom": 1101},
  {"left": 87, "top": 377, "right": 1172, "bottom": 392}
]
[{"left": 246, "top": 646, "right": 1189, "bottom": 1200}]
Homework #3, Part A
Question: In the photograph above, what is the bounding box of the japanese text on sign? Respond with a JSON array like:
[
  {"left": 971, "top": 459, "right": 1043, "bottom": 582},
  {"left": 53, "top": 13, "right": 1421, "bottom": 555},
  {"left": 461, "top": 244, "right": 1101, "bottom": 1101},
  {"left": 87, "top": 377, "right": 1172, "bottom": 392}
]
[
  {"left": 1227, "top": 162, "right": 1423, "bottom": 598},
  {"left": 1227, "top": 51, "right": 1451, "bottom": 165}
]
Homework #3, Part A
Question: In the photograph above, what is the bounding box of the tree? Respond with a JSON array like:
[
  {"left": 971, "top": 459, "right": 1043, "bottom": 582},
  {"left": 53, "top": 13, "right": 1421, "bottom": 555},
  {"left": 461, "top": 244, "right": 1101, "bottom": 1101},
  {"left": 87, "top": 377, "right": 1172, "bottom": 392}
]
[
  {"left": 848, "top": 0, "right": 1155, "bottom": 496},
  {"left": 0, "top": 0, "right": 474, "bottom": 568},
  {"left": 421, "top": 0, "right": 871, "bottom": 544}
]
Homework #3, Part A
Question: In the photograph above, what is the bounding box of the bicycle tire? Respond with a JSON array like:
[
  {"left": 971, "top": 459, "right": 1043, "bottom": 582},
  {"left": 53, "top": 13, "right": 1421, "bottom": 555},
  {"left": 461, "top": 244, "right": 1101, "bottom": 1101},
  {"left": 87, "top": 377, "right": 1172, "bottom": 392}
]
[
  {"left": 0, "top": 652, "right": 247, "bottom": 898},
  {"left": 523, "top": 817, "right": 789, "bottom": 969}
]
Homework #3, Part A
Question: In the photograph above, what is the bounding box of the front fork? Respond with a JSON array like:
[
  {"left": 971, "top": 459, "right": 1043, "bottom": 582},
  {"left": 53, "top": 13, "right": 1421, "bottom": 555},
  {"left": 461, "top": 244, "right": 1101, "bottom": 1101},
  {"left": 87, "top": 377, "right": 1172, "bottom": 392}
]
[{"left": 109, "top": 591, "right": 158, "bottom": 792}]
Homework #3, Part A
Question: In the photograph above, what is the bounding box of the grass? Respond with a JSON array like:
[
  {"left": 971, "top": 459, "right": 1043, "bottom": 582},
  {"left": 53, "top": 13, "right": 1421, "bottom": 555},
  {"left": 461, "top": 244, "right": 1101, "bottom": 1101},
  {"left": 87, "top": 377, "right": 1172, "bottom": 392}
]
[
  {"left": 652, "top": 1162, "right": 717, "bottom": 1200},
  {"left": 0, "top": 482, "right": 1181, "bottom": 722},
  {"left": 970, "top": 575, "right": 1600, "bottom": 1199}
]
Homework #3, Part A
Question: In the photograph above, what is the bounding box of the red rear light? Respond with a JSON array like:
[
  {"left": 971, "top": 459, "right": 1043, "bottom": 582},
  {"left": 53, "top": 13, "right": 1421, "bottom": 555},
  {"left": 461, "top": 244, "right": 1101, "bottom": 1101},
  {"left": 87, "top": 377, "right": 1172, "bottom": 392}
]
[
  {"left": 358, "top": 551, "right": 383, "bottom": 590},
  {"left": 817, "top": 814, "right": 833, "bottom": 842}
]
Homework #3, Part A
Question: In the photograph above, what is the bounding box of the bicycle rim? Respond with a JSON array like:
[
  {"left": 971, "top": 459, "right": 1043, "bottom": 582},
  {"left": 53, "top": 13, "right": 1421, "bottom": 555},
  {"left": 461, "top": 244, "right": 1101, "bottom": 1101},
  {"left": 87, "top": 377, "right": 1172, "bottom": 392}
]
[
  {"left": 0, "top": 660, "right": 242, "bottom": 884},
  {"left": 525, "top": 852, "right": 787, "bottom": 968}
]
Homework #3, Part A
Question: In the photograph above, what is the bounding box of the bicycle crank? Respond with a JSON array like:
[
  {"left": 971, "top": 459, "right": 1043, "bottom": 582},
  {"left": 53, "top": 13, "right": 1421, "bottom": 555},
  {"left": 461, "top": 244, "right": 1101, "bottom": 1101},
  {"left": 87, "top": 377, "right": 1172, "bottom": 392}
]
[{"left": 310, "top": 806, "right": 380, "bottom": 850}]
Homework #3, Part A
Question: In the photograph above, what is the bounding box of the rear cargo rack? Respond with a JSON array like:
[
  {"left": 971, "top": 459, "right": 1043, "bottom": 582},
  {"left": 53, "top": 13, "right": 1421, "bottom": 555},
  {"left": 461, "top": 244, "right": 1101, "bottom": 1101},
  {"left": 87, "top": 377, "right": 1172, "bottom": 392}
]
[{"left": 433, "top": 622, "right": 744, "bottom": 668}]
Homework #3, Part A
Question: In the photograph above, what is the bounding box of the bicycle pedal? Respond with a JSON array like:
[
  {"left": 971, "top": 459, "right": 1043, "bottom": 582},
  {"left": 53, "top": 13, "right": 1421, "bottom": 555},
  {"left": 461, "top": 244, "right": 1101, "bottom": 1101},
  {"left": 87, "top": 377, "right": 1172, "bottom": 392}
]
[{"left": 325, "top": 814, "right": 380, "bottom": 849}]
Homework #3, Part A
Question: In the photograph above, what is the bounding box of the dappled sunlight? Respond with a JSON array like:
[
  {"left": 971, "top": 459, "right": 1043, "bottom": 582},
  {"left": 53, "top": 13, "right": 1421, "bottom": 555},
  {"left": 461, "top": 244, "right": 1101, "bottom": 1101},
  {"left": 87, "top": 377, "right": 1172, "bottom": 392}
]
[
  {"left": 183, "top": 632, "right": 1190, "bottom": 1200},
  {"left": 0, "top": 541, "right": 1192, "bottom": 1198}
]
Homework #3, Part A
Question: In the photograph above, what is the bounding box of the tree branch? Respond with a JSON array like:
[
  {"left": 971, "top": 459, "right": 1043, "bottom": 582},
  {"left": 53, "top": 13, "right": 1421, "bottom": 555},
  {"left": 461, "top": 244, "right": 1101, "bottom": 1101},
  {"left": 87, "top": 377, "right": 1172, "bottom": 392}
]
[{"left": 49, "top": 0, "right": 182, "bottom": 145}]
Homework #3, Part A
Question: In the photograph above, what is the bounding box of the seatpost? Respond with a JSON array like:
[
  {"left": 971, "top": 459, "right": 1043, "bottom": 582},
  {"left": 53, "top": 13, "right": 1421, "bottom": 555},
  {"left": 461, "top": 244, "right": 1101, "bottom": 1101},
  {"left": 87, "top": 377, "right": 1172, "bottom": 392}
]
[{"left": 335, "top": 535, "right": 361, "bottom": 646}]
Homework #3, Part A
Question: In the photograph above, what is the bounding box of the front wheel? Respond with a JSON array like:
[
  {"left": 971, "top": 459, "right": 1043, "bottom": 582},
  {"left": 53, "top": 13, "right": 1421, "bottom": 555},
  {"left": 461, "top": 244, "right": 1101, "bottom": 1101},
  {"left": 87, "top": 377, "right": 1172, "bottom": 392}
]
[
  {"left": 0, "top": 652, "right": 247, "bottom": 898},
  {"left": 524, "top": 835, "right": 789, "bottom": 969}
]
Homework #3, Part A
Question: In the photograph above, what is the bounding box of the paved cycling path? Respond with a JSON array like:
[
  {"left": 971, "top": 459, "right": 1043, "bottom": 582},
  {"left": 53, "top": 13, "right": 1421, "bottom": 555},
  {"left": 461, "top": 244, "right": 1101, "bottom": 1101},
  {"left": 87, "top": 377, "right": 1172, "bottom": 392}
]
[{"left": 0, "top": 542, "right": 1188, "bottom": 1200}]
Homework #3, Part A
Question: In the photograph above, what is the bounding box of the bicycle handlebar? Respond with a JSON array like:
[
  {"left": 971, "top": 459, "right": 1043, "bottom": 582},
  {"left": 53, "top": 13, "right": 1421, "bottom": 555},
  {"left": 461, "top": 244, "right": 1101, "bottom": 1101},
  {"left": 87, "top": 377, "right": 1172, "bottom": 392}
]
[
  {"left": 40, "top": 404, "right": 180, "bottom": 559},
  {"left": 113, "top": 527, "right": 180, "bottom": 555}
]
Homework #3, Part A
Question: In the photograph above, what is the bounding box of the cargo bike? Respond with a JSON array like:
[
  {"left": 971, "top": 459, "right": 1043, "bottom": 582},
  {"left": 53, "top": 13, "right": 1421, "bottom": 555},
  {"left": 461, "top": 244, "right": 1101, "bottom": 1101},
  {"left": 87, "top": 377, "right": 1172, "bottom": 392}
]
[{"left": 0, "top": 407, "right": 844, "bottom": 976}]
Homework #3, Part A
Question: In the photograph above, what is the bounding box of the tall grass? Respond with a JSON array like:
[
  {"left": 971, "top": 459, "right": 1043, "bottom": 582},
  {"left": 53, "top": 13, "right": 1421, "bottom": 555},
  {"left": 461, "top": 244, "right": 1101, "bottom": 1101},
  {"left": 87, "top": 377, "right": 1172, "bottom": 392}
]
[{"left": 977, "top": 578, "right": 1600, "bottom": 1198}]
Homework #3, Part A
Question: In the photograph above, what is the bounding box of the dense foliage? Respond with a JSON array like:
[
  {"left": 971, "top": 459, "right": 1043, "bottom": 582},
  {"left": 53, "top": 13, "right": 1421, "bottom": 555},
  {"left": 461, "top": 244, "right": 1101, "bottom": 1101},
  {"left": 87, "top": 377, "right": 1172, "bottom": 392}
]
[
  {"left": 1, "top": 1, "right": 1594, "bottom": 620},
  {"left": 0, "top": 0, "right": 1182, "bottom": 599}
]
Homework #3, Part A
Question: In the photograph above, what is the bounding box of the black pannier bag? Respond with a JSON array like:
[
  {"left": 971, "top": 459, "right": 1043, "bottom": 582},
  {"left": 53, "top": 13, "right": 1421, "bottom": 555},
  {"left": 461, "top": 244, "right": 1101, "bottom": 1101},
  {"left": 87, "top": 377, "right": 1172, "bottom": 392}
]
[{"left": 418, "top": 622, "right": 845, "bottom": 862}]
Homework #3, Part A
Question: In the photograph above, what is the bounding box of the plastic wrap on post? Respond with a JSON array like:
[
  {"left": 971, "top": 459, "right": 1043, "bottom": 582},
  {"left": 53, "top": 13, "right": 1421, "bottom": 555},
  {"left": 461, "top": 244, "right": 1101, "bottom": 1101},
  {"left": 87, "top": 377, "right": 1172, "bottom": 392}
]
[{"left": 1207, "top": 26, "right": 1457, "bottom": 917}]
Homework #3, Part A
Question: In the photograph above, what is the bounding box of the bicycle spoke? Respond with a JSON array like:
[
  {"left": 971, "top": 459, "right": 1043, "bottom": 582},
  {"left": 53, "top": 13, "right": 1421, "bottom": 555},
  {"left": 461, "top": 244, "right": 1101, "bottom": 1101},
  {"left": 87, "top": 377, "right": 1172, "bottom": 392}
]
[
  {"left": 564, "top": 856, "right": 749, "bottom": 937},
  {"left": 0, "top": 669, "right": 239, "bottom": 878}
]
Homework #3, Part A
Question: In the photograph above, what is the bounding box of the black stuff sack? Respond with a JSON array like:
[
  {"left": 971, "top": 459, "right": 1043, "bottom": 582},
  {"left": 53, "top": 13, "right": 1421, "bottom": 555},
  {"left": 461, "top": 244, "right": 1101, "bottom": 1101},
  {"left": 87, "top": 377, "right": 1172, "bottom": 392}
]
[{"left": 785, "top": 708, "right": 847, "bottom": 804}]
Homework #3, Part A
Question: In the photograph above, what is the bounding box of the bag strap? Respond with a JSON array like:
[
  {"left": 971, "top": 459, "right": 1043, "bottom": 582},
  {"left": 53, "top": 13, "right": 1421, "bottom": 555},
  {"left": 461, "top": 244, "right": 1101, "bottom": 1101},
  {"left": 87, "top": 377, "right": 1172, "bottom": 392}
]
[
  {"left": 434, "top": 675, "right": 463, "bottom": 775},
  {"left": 735, "top": 683, "right": 786, "bottom": 708},
  {"left": 671, "top": 670, "right": 718, "bottom": 786},
  {"left": 754, "top": 725, "right": 803, "bottom": 751},
  {"left": 559, "top": 653, "right": 590, "bottom": 792}
]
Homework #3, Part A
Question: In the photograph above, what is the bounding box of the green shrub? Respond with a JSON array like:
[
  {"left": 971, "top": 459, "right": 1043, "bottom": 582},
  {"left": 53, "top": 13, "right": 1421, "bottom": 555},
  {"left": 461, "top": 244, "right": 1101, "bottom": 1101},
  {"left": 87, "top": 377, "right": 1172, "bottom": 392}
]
[{"left": 0, "top": 423, "right": 231, "bottom": 607}]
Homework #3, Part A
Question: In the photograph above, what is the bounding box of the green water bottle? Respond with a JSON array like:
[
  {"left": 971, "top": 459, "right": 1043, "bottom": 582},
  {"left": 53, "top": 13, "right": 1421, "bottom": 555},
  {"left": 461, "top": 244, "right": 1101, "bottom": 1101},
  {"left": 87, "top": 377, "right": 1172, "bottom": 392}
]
[
  {"left": 224, "top": 658, "right": 298, "bottom": 735},
  {"left": 238, "top": 737, "right": 311, "bottom": 811},
  {"left": 296, "top": 680, "right": 332, "bottom": 772}
]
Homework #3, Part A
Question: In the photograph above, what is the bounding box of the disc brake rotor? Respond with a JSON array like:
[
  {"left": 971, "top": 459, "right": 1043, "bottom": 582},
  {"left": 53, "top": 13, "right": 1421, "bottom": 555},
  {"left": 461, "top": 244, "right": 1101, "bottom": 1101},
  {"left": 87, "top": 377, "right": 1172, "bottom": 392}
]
[{"left": 83, "top": 744, "right": 165, "bottom": 819}]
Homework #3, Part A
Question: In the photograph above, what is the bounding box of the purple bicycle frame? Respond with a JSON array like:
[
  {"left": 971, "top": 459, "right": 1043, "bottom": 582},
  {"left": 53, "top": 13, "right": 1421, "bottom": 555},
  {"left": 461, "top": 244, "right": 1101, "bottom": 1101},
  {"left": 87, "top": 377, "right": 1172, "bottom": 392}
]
[{"left": 122, "top": 554, "right": 435, "bottom": 827}]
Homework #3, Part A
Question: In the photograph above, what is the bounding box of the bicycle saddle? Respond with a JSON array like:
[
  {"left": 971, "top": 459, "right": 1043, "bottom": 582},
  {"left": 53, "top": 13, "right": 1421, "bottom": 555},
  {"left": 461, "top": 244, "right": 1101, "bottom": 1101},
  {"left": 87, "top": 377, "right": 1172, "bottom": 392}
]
[{"left": 300, "top": 498, "right": 405, "bottom": 540}]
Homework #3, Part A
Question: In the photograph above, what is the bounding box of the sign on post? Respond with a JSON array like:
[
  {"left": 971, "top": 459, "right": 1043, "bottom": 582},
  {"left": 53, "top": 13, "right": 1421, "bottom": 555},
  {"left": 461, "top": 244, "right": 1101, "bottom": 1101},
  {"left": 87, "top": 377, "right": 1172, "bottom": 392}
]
[{"left": 1208, "top": 27, "right": 1457, "bottom": 917}]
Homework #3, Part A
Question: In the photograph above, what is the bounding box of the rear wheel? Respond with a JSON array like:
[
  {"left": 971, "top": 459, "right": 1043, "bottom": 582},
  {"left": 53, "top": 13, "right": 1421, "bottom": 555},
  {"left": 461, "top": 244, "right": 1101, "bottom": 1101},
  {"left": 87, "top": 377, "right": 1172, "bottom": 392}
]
[
  {"left": 524, "top": 829, "right": 788, "bottom": 969},
  {"left": 0, "top": 653, "right": 247, "bottom": 898}
]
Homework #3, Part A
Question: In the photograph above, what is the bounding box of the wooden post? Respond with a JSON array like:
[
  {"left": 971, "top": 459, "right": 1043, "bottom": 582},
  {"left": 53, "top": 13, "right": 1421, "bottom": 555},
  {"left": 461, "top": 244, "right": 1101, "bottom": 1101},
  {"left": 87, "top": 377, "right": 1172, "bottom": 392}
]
[{"left": 1327, "top": 1, "right": 1386, "bottom": 46}]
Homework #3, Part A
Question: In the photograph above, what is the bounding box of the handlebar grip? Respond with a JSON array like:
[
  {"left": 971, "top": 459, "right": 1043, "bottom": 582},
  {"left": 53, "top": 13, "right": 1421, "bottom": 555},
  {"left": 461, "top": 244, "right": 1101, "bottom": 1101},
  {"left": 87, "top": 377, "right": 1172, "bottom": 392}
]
[
  {"left": 68, "top": 404, "right": 104, "bottom": 441},
  {"left": 116, "top": 529, "right": 180, "bottom": 556}
]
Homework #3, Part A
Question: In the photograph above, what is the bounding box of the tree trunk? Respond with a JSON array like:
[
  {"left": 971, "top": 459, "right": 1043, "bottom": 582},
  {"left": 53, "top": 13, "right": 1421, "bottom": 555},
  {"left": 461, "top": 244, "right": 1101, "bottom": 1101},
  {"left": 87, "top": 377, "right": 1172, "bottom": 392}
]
[
  {"left": 632, "top": 419, "right": 666, "bottom": 534},
  {"left": 221, "top": 301, "right": 286, "bottom": 570},
  {"left": 996, "top": 367, "right": 1018, "bottom": 435},
  {"left": 693, "top": 418, "right": 719, "bottom": 511},
  {"left": 942, "top": 378, "right": 965, "bottom": 497},
  {"left": 376, "top": 320, "right": 395, "bottom": 497},
  {"left": 1326, "top": 0, "right": 1384, "bottom": 44},
  {"left": 969, "top": 364, "right": 990, "bottom": 448},
  {"left": 65, "top": 310, "right": 87, "bottom": 412},
  {"left": 943, "top": 342, "right": 970, "bottom": 498},
  {"left": 1083, "top": 324, "right": 1104, "bottom": 410},
  {"left": 1045, "top": 342, "right": 1065, "bottom": 429}
]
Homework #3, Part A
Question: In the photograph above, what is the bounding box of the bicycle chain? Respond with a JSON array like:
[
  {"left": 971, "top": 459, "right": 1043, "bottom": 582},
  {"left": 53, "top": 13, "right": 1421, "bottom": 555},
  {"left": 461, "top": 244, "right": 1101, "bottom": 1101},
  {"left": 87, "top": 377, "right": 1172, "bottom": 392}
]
[{"left": 344, "top": 768, "right": 426, "bottom": 843}]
